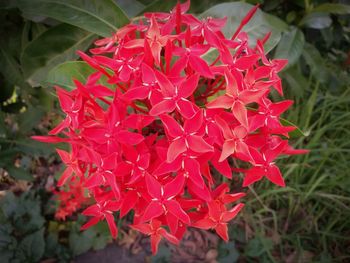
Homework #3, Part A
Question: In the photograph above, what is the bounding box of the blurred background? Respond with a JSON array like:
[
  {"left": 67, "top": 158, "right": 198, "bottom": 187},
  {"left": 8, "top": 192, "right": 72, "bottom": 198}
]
[{"left": 0, "top": 0, "right": 349, "bottom": 262}]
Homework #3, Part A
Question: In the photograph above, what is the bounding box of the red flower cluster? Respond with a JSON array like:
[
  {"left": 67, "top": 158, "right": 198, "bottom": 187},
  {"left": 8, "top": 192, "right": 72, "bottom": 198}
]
[{"left": 33, "top": 1, "right": 307, "bottom": 254}]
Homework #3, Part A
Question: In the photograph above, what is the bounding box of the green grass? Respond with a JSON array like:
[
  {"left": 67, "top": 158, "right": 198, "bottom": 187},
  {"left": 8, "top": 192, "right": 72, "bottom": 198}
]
[{"left": 234, "top": 78, "right": 350, "bottom": 262}]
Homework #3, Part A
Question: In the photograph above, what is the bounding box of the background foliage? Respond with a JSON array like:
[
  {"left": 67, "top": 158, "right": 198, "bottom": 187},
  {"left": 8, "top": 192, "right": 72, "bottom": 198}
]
[{"left": 0, "top": 0, "right": 349, "bottom": 262}]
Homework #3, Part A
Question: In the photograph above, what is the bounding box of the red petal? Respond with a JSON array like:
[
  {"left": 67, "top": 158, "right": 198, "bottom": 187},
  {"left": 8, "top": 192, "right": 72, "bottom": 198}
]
[
  {"left": 176, "top": 99, "right": 197, "bottom": 119},
  {"left": 160, "top": 114, "right": 183, "bottom": 138},
  {"left": 120, "top": 191, "right": 138, "bottom": 218},
  {"left": 150, "top": 234, "right": 162, "bottom": 255},
  {"left": 167, "top": 138, "right": 186, "bottom": 163},
  {"left": 206, "top": 95, "right": 233, "bottom": 109},
  {"left": 118, "top": 130, "right": 144, "bottom": 145},
  {"left": 81, "top": 217, "right": 100, "bottom": 230},
  {"left": 149, "top": 100, "right": 176, "bottom": 116},
  {"left": 164, "top": 175, "right": 185, "bottom": 200},
  {"left": 215, "top": 223, "right": 229, "bottom": 242},
  {"left": 159, "top": 229, "right": 179, "bottom": 245},
  {"left": 222, "top": 203, "right": 245, "bottom": 222},
  {"left": 189, "top": 56, "right": 213, "bottom": 78},
  {"left": 154, "top": 70, "right": 175, "bottom": 97},
  {"left": 123, "top": 86, "right": 149, "bottom": 100},
  {"left": 232, "top": 101, "right": 248, "bottom": 127},
  {"left": 142, "top": 201, "right": 164, "bottom": 222},
  {"left": 184, "top": 110, "right": 203, "bottom": 134},
  {"left": 105, "top": 213, "right": 118, "bottom": 239},
  {"left": 104, "top": 172, "right": 120, "bottom": 200},
  {"left": 184, "top": 158, "right": 204, "bottom": 188},
  {"left": 179, "top": 74, "right": 200, "bottom": 98},
  {"left": 187, "top": 135, "right": 213, "bottom": 153},
  {"left": 193, "top": 218, "right": 215, "bottom": 229},
  {"left": 266, "top": 165, "right": 285, "bottom": 187},
  {"left": 242, "top": 167, "right": 265, "bottom": 187},
  {"left": 130, "top": 223, "right": 152, "bottom": 235},
  {"left": 165, "top": 200, "right": 190, "bottom": 224},
  {"left": 145, "top": 174, "right": 162, "bottom": 199},
  {"left": 219, "top": 140, "right": 235, "bottom": 162},
  {"left": 57, "top": 167, "right": 74, "bottom": 187}
]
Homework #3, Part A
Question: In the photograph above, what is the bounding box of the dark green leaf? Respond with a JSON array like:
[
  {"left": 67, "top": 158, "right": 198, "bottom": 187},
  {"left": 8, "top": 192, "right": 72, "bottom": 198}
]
[
  {"left": 21, "top": 23, "right": 96, "bottom": 86},
  {"left": 16, "top": 138, "right": 55, "bottom": 156},
  {"left": 0, "top": 72, "right": 14, "bottom": 102},
  {"left": 138, "top": 0, "right": 176, "bottom": 16},
  {"left": 218, "top": 241, "right": 240, "bottom": 263},
  {"left": 300, "top": 13, "right": 332, "bottom": 29},
  {"left": 200, "top": 2, "right": 283, "bottom": 53},
  {"left": 274, "top": 27, "right": 305, "bottom": 68},
  {"left": 313, "top": 3, "right": 350, "bottom": 15},
  {"left": 282, "top": 67, "right": 308, "bottom": 97},
  {"left": 280, "top": 117, "right": 309, "bottom": 138},
  {"left": 16, "top": 0, "right": 129, "bottom": 37},
  {"left": 302, "top": 43, "right": 329, "bottom": 83},
  {"left": 0, "top": 44, "right": 25, "bottom": 87},
  {"left": 245, "top": 237, "right": 273, "bottom": 258},
  {"left": 47, "top": 61, "right": 111, "bottom": 90},
  {"left": 115, "top": 0, "right": 145, "bottom": 18},
  {"left": 16, "top": 228, "right": 45, "bottom": 262},
  {"left": 69, "top": 224, "right": 95, "bottom": 256},
  {"left": 18, "top": 106, "right": 46, "bottom": 133},
  {"left": 6, "top": 166, "right": 33, "bottom": 181}
]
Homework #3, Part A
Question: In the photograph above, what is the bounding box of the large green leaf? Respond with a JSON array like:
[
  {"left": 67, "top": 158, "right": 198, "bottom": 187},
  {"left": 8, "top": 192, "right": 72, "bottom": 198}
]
[
  {"left": 274, "top": 26, "right": 305, "bottom": 68},
  {"left": 302, "top": 43, "right": 329, "bottom": 84},
  {"left": 6, "top": 166, "right": 33, "bottom": 181},
  {"left": 0, "top": 44, "right": 25, "bottom": 87},
  {"left": 115, "top": 0, "right": 145, "bottom": 18},
  {"left": 16, "top": 228, "right": 45, "bottom": 262},
  {"left": 137, "top": 0, "right": 176, "bottom": 16},
  {"left": 47, "top": 61, "right": 110, "bottom": 90},
  {"left": 300, "top": 13, "right": 332, "bottom": 29},
  {"left": 21, "top": 24, "right": 96, "bottom": 86},
  {"left": 200, "top": 2, "right": 284, "bottom": 53},
  {"left": 313, "top": 3, "right": 350, "bottom": 15},
  {"left": 16, "top": 0, "right": 129, "bottom": 37}
]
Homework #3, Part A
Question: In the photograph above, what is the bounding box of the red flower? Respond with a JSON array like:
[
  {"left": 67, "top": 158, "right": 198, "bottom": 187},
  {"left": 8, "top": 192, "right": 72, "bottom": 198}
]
[
  {"left": 131, "top": 219, "right": 179, "bottom": 254},
  {"left": 33, "top": 1, "right": 308, "bottom": 255}
]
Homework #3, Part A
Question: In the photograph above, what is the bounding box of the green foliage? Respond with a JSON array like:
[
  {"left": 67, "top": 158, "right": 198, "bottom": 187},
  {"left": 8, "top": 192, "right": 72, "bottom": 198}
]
[
  {"left": 0, "top": 192, "right": 45, "bottom": 262},
  {"left": 14, "top": 0, "right": 129, "bottom": 37},
  {"left": 201, "top": 2, "right": 283, "bottom": 52},
  {"left": 21, "top": 23, "right": 96, "bottom": 86}
]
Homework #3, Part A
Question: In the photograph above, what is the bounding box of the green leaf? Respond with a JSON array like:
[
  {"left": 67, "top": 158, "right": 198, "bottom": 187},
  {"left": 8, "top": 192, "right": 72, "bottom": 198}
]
[
  {"left": 17, "top": 106, "right": 46, "bottom": 133},
  {"left": 6, "top": 166, "right": 34, "bottom": 181},
  {"left": 245, "top": 237, "right": 273, "bottom": 258},
  {"left": 282, "top": 67, "right": 308, "bottom": 97},
  {"left": 313, "top": 3, "right": 350, "bottom": 15},
  {"left": 115, "top": 0, "right": 145, "bottom": 18},
  {"left": 16, "top": 0, "right": 129, "bottom": 37},
  {"left": 69, "top": 224, "right": 95, "bottom": 256},
  {"left": 0, "top": 44, "right": 25, "bottom": 87},
  {"left": 0, "top": 72, "right": 14, "bottom": 103},
  {"left": 137, "top": 0, "right": 176, "bottom": 16},
  {"left": 200, "top": 2, "right": 283, "bottom": 53},
  {"left": 218, "top": 241, "right": 240, "bottom": 263},
  {"left": 21, "top": 23, "right": 96, "bottom": 86},
  {"left": 16, "top": 228, "right": 45, "bottom": 262},
  {"left": 280, "top": 117, "right": 309, "bottom": 138},
  {"left": 300, "top": 13, "right": 332, "bottom": 29},
  {"left": 16, "top": 138, "right": 55, "bottom": 156},
  {"left": 302, "top": 43, "right": 329, "bottom": 83},
  {"left": 47, "top": 61, "right": 111, "bottom": 90},
  {"left": 274, "top": 26, "right": 305, "bottom": 68}
]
